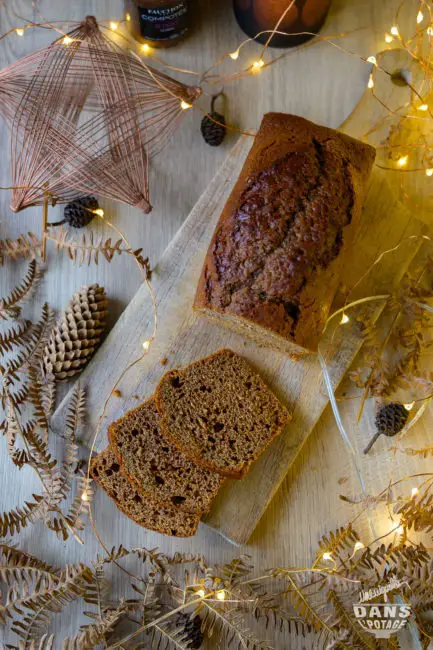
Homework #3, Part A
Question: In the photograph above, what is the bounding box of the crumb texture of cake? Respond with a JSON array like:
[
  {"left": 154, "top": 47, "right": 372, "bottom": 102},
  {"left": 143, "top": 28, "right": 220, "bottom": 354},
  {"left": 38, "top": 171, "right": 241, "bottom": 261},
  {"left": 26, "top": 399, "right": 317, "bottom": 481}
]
[
  {"left": 89, "top": 448, "right": 200, "bottom": 537},
  {"left": 108, "top": 398, "right": 223, "bottom": 514},
  {"left": 155, "top": 349, "right": 291, "bottom": 478},
  {"left": 194, "top": 112, "right": 376, "bottom": 354}
]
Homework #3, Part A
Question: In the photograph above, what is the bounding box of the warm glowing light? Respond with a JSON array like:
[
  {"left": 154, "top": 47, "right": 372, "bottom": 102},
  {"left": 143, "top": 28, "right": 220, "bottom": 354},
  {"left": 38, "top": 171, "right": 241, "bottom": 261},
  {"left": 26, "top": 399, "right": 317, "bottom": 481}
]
[
  {"left": 15, "top": 28, "right": 24, "bottom": 36},
  {"left": 426, "top": 168, "right": 433, "bottom": 176},
  {"left": 253, "top": 59, "right": 264, "bottom": 71},
  {"left": 63, "top": 36, "right": 73, "bottom": 45},
  {"left": 322, "top": 552, "right": 332, "bottom": 561},
  {"left": 216, "top": 590, "right": 226, "bottom": 601},
  {"left": 143, "top": 340, "right": 150, "bottom": 351},
  {"left": 181, "top": 100, "right": 192, "bottom": 110},
  {"left": 141, "top": 43, "right": 150, "bottom": 53},
  {"left": 197, "top": 589, "right": 205, "bottom": 598},
  {"left": 229, "top": 50, "right": 239, "bottom": 60},
  {"left": 353, "top": 541, "right": 365, "bottom": 552},
  {"left": 93, "top": 208, "right": 105, "bottom": 217},
  {"left": 404, "top": 401, "right": 415, "bottom": 411},
  {"left": 428, "top": 27, "right": 433, "bottom": 36},
  {"left": 125, "top": 12, "right": 131, "bottom": 21},
  {"left": 385, "top": 33, "right": 393, "bottom": 43},
  {"left": 368, "top": 75, "right": 374, "bottom": 89},
  {"left": 411, "top": 487, "right": 419, "bottom": 498},
  {"left": 81, "top": 492, "right": 89, "bottom": 502},
  {"left": 367, "top": 55, "right": 377, "bottom": 65},
  {"left": 390, "top": 25, "right": 399, "bottom": 36},
  {"left": 340, "top": 313, "right": 350, "bottom": 324},
  {"left": 417, "top": 10, "right": 424, "bottom": 24},
  {"left": 396, "top": 525, "right": 405, "bottom": 535},
  {"left": 418, "top": 103, "right": 429, "bottom": 111},
  {"left": 397, "top": 155, "right": 408, "bottom": 167},
  {"left": 110, "top": 21, "right": 119, "bottom": 30}
]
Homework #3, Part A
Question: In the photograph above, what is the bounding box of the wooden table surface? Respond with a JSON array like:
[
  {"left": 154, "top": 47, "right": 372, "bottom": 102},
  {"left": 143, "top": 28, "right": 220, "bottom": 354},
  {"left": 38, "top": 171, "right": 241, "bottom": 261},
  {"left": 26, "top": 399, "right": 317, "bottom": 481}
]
[{"left": 1, "top": 0, "right": 431, "bottom": 647}]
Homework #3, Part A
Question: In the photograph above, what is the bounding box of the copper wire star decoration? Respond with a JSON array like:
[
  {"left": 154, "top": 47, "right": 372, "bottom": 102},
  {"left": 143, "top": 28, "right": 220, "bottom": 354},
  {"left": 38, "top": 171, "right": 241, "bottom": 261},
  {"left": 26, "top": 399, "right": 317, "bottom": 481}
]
[{"left": 0, "top": 15, "right": 201, "bottom": 215}]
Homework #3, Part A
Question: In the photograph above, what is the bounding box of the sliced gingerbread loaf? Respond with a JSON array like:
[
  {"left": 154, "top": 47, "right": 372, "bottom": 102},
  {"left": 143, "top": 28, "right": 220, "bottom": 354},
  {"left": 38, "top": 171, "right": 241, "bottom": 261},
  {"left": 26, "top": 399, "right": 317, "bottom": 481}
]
[
  {"left": 90, "top": 448, "right": 200, "bottom": 537},
  {"left": 155, "top": 349, "right": 291, "bottom": 479},
  {"left": 108, "top": 398, "right": 223, "bottom": 514}
]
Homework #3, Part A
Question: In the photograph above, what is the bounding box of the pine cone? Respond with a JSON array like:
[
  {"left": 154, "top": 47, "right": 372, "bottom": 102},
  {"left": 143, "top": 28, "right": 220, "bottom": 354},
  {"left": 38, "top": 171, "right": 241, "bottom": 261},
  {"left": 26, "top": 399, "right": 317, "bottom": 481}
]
[
  {"left": 173, "top": 613, "right": 204, "bottom": 649},
  {"left": 42, "top": 284, "right": 108, "bottom": 382},
  {"left": 201, "top": 93, "right": 227, "bottom": 147},
  {"left": 201, "top": 112, "right": 226, "bottom": 146},
  {"left": 364, "top": 402, "right": 409, "bottom": 454},
  {"left": 64, "top": 196, "right": 99, "bottom": 228},
  {"left": 375, "top": 402, "right": 408, "bottom": 436}
]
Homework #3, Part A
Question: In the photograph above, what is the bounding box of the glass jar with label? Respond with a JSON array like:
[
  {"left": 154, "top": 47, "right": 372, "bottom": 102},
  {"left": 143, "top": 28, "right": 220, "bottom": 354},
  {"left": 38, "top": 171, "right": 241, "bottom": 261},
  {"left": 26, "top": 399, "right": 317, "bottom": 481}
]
[{"left": 125, "top": 0, "right": 190, "bottom": 47}]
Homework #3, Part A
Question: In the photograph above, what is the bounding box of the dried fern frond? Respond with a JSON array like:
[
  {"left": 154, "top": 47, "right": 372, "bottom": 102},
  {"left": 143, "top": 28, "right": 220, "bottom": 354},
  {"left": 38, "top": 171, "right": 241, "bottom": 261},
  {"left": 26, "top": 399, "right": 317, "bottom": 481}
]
[
  {"left": 316, "top": 525, "right": 360, "bottom": 566},
  {"left": 0, "top": 495, "right": 45, "bottom": 537},
  {"left": 0, "top": 233, "right": 41, "bottom": 267},
  {"left": 0, "top": 320, "right": 33, "bottom": 354},
  {"left": 0, "top": 261, "right": 42, "bottom": 320},
  {"left": 45, "top": 227, "right": 145, "bottom": 267},
  {"left": 61, "top": 601, "right": 129, "bottom": 650}
]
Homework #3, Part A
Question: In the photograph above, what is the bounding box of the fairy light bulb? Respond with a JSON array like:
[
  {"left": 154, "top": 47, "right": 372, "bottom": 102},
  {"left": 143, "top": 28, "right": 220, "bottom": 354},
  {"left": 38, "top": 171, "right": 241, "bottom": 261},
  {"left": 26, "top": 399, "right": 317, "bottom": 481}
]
[
  {"left": 216, "top": 590, "right": 226, "bottom": 601},
  {"left": 125, "top": 12, "right": 131, "bottom": 22},
  {"left": 385, "top": 33, "right": 393, "bottom": 43},
  {"left": 110, "top": 21, "right": 119, "bottom": 30},
  {"left": 63, "top": 36, "right": 73, "bottom": 45},
  {"left": 143, "top": 340, "right": 150, "bottom": 351},
  {"left": 322, "top": 552, "right": 332, "bottom": 561},
  {"left": 426, "top": 168, "right": 433, "bottom": 176},
  {"left": 197, "top": 589, "right": 205, "bottom": 598},
  {"left": 229, "top": 50, "right": 239, "bottom": 60},
  {"left": 396, "top": 525, "right": 405, "bottom": 535},
  {"left": 417, "top": 10, "right": 424, "bottom": 24},
  {"left": 181, "top": 100, "right": 192, "bottom": 110},
  {"left": 411, "top": 487, "right": 419, "bottom": 498},
  {"left": 340, "top": 313, "right": 350, "bottom": 324},
  {"left": 367, "top": 55, "right": 377, "bottom": 65},
  {"left": 253, "top": 59, "right": 264, "bottom": 71},
  {"left": 390, "top": 25, "right": 399, "bottom": 36},
  {"left": 81, "top": 492, "right": 89, "bottom": 502},
  {"left": 141, "top": 43, "right": 150, "bottom": 53},
  {"left": 93, "top": 208, "right": 104, "bottom": 217},
  {"left": 368, "top": 75, "right": 374, "bottom": 89},
  {"left": 428, "top": 27, "right": 433, "bottom": 36},
  {"left": 15, "top": 28, "right": 24, "bottom": 36},
  {"left": 404, "top": 401, "right": 415, "bottom": 411},
  {"left": 418, "top": 104, "right": 428, "bottom": 111},
  {"left": 397, "top": 155, "right": 408, "bottom": 167},
  {"left": 353, "top": 541, "right": 365, "bottom": 552}
]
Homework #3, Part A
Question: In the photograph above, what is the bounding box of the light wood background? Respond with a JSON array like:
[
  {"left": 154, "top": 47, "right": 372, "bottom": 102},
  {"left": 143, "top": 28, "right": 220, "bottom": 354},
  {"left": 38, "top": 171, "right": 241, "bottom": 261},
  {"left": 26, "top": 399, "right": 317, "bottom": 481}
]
[{"left": 0, "top": 0, "right": 431, "bottom": 647}]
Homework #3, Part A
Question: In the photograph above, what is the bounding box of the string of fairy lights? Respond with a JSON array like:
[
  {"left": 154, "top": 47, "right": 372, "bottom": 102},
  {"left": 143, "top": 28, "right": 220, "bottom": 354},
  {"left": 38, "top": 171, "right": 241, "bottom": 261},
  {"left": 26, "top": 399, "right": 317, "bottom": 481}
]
[{"left": 1, "top": 4, "right": 433, "bottom": 632}]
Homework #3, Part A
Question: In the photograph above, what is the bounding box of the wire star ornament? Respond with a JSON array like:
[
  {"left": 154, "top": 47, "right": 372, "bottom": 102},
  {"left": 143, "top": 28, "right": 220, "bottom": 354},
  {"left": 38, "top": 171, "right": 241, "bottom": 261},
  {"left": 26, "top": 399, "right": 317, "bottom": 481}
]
[{"left": 0, "top": 16, "right": 201, "bottom": 215}]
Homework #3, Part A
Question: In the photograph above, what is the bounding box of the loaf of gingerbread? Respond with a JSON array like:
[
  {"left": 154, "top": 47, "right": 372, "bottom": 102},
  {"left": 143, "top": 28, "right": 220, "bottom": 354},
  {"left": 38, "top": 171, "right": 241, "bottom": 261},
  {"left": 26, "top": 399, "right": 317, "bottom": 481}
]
[{"left": 194, "top": 113, "right": 375, "bottom": 355}]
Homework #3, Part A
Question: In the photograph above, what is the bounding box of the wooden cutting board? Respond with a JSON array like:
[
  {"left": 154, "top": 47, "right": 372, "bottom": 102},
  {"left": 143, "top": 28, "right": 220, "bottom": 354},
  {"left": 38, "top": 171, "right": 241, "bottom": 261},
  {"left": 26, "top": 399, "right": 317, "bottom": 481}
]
[{"left": 53, "top": 50, "right": 428, "bottom": 545}]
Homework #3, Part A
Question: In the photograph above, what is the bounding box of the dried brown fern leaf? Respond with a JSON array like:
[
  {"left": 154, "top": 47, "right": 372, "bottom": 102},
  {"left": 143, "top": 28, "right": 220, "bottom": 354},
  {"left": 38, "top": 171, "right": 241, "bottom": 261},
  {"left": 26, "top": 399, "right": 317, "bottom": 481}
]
[
  {"left": 0, "top": 320, "right": 33, "bottom": 354},
  {"left": 0, "top": 233, "right": 41, "bottom": 267},
  {"left": 284, "top": 574, "right": 333, "bottom": 636},
  {"left": 0, "top": 544, "right": 58, "bottom": 578},
  {"left": 4, "top": 304, "right": 55, "bottom": 379},
  {"left": 61, "top": 601, "right": 130, "bottom": 650},
  {"left": 0, "top": 495, "right": 45, "bottom": 537},
  {"left": 327, "top": 589, "right": 375, "bottom": 649},
  {"left": 11, "top": 563, "right": 94, "bottom": 643},
  {"left": 199, "top": 602, "right": 272, "bottom": 649},
  {"left": 316, "top": 526, "right": 360, "bottom": 567},
  {"left": 45, "top": 227, "right": 143, "bottom": 267},
  {"left": 0, "top": 261, "right": 42, "bottom": 320},
  {"left": 400, "top": 445, "right": 433, "bottom": 458},
  {"left": 396, "top": 495, "right": 433, "bottom": 533}
]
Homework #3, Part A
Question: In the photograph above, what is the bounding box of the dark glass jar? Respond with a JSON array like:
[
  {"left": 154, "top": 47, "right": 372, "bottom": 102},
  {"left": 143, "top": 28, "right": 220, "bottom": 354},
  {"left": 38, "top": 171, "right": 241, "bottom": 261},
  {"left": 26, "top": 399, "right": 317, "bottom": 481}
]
[
  {"left": 233, "top": 0, "right": 331, "bottom": 48},
  {"left": 125, "top": 0, "right": 190, "bottom": 48}
]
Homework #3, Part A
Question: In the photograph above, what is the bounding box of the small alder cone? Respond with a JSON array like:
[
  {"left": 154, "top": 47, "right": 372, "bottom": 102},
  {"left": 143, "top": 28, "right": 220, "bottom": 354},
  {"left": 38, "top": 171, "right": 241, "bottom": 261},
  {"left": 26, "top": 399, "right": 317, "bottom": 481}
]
[{"left": 42, "top": 284, "right": 108, "bottom": 381}]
